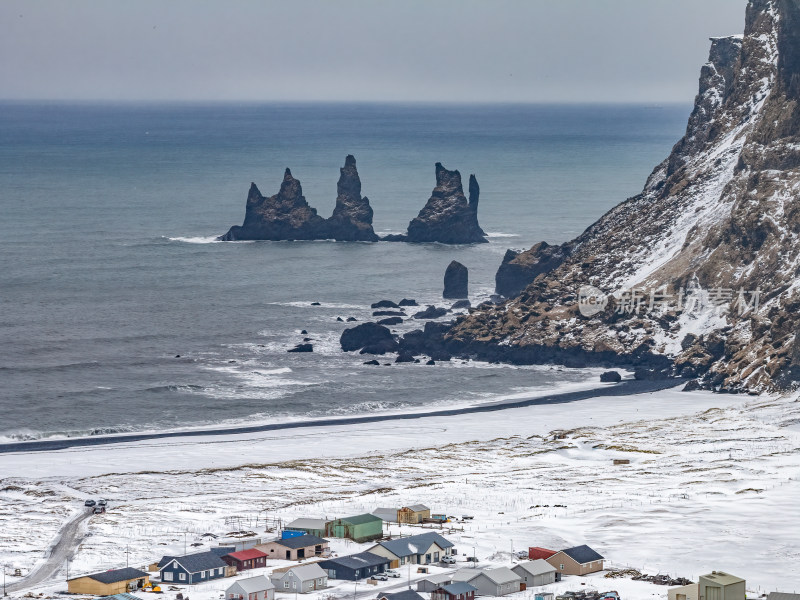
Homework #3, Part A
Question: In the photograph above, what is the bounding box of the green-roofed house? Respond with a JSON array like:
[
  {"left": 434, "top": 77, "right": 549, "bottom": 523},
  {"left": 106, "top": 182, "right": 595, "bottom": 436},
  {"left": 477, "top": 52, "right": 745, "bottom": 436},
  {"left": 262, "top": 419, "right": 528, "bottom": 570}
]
[{"left": 326, "top": 514, "right": 383, "bottom": 542}]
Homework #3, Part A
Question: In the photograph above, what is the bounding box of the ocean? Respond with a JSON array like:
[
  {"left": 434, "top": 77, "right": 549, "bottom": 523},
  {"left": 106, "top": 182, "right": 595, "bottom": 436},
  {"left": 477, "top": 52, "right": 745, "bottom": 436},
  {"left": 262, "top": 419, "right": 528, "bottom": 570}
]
[{"left": 0, "top": 101, "right": 689, "bottom": 440}]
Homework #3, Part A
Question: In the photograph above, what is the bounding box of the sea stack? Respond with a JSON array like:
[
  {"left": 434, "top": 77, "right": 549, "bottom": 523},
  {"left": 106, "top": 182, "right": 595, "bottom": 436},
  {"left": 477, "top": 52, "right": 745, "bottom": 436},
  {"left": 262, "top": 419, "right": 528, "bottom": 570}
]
[
  {"left": 218, "top": 169, "right": 327, "bottom": 241},
  {"left": 403, "top": 163, "right": 488, "bottom": 244},
  {"left": 443, "top": 261, "right": 469, "bottom": 299},
  {"left": 326, "top": 155, "right": 379, "bottom": 242}
]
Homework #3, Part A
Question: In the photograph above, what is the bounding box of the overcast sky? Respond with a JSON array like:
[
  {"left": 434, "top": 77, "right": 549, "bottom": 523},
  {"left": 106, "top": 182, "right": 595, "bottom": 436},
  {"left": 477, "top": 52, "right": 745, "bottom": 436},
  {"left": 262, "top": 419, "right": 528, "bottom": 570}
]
[{"left": 0, "top": 0, "right": 748, "bottom": 103}]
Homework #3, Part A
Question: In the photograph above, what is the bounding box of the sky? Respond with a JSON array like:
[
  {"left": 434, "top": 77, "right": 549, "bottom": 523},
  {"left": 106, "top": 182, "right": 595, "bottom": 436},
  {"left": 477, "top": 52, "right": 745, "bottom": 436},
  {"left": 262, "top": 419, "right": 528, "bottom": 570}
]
[{"left": 0, "top": 0, "right": 749, "bottom": 103}]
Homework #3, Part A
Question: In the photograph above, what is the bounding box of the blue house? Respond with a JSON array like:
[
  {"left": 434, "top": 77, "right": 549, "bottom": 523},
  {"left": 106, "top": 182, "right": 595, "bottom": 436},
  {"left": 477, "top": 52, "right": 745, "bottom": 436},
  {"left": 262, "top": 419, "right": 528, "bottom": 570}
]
[
  {"left": 159, "top": 551, "right": 228, "bottom": 585},
  {"left": 317, "top": 552, "right": 391, "bottom": 581}
]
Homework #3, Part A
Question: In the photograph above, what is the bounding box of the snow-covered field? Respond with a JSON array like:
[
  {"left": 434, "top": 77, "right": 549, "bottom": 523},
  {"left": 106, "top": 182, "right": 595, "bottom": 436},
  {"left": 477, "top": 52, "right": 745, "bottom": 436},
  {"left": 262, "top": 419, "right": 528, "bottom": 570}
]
[{"left": 1, "top": 387, "right": 799, "bottom": 599}]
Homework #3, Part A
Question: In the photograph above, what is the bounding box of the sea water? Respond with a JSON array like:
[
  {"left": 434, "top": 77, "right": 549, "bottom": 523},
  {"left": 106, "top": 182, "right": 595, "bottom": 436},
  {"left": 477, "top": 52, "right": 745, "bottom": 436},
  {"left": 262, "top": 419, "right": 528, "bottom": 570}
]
[{"left": 0, "top": 101, "right": 688, "bottom": 439}]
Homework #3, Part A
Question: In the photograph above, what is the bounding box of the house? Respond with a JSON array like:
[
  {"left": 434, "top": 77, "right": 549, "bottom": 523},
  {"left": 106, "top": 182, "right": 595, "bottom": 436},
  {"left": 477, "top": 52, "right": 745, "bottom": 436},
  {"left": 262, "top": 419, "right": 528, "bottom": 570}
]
[
  {"left": 534, "top": 594, "right": 554, "bottom": 600},
  {"left": 378, "top": 591, "right": 426, "bottom": 600},
  {"left": 99, "top": 594, "right": 144, "bottom": 600},
  {"left": 285, "top": 518, "right": 329, "bottom": 538},
  {"left": 451, "top": 568, "right": 522, "bottom": 597},
  {"left": 159, "top": 551, "right": 228, "bottom": 585},
  {"left": 372, "top": 507, "right": 400, "bottom": 523},
  {"left": 767, "top": 595, "right": 800, "bottom": 600},
  {"left": 367, "top": 532, "right": 454, "bottom": 568},
  {"left": 326, "top": 514, "right": 384, "bottom": 543},
  {"left": 222, "top": 549, "right": 268, "bottom": 572},
  {"left": 698, "top": 571, "right": 745, "bottom": 600},
  {"left": 270, "top": 563, "right": 328, "bottom": 593},
  {"left": 318, "top": 551, "right": 391, "bottom": 581},
  {"left": 668, "top": 583, "right": 700, "bottom": 600},
  {"left": 528, "top": 547, "right": 557, "bottom": 561},
  {"left": 545, "top": 545, "right": 604, "bottom": 576},
  {"left": 67, "top": 568, "right": 150, "bottom": 595},
  {"left": 512, "top": 560, "right": 557, "bottom": 587},
  {"left": 417, "top": 573, "right": 456, "bottom": 593},
  {"left": 218, "top": 538, "right": 265, "bottom": 552},
  {"left": 431, "top": 583, "right": 478, "bottom": 600},
  {"left": 256, "top": 534, "right": 329, "bottom": 560},
  {"left": 226, "top": 575, "right": 275, "bottom": 600},
  {"left": 398, "top": 505, "right": 431, "bottom": 524}
]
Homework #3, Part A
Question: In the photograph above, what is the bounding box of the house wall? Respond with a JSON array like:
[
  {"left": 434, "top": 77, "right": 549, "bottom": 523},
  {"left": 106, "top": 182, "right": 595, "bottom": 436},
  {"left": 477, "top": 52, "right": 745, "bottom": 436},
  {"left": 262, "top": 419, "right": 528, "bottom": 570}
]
[
  {"left": 67, "top": 576, "right": 149, "bottom": 596},
  {"left": 698, "top": 579, "right": 745, "bottom": 600},
  {"left": 160, "top": 562, "right": 225, "bottom": 585},
  {"left": 512, "top": 567, "right": 555, "bottom": 588},
  {"left": 327, "top": 519, "right": 383, "bottom": 542},
  {"left": 226, "top": 582, "right": 275, "bottom": 600},
  {"left": 545, "top": 554, "right": 603, "bottom": 577},
  {"left": 669, "top": 584, "right": 700, "bottom": 600},
  {"left": 271, "top": 571, "right": 327, "bottom": 593},
  {"left": 256, "top": 541, "right": 320, "bottom": 561}
]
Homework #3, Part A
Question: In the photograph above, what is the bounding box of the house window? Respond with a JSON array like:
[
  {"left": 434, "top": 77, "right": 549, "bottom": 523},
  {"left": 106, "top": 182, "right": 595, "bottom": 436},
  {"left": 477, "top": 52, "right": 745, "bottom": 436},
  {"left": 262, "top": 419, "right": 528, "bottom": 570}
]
[
  {"left": 220, "top": 568, "right": 225, "bottom": 575},
  {"left": 284, "top": 582, "right": 289, "bottom": 589},
  {"left": 200, "top": 571, "right": 206, "bottom": 578},
  {"left": 179, "top": 573, "right": 186, "bottom": 581},
  {"left": 163, "top": 573, "right": 173, "bottom": 582},
  {"left": 560, "top": 564, "right": 564, "bottom": 571}
]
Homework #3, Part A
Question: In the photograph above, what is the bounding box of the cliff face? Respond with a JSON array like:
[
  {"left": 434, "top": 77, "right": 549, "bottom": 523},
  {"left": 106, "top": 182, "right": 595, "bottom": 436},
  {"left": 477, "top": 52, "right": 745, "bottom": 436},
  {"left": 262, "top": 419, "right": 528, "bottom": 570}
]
[
  {"left": 219, "top": 169, "right": 327, "bottom": 241},
  {"left": 327, "top": 155, "right": 379, "bottom": 242},
  {"left": 449, "top": 0, "right": 800, "bottom": 392},
  {"left": 404, "top": 163, "right": 488, "bottom": 244}
]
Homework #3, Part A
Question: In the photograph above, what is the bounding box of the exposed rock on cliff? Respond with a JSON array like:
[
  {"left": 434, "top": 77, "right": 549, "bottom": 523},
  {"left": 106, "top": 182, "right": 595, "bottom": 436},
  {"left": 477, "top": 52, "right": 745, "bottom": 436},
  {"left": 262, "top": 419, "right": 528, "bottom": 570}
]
[
  {"left": 219, "top": 169, "right": 327, "bottom": 241},
  {"left": 402, "top": 163, "right": 488, "bottom": 244},
  {"left": 446, "top": 0, "right": 800, "bottom": 393},
  {"left": 495, "top": 242, "right": 574, "bottom": 298},
  {"left": 326, "top": 155, "right": 379, "bottom": 242},
  {"left": 443, "top": 260, "right": 469, "bottom": 298}
]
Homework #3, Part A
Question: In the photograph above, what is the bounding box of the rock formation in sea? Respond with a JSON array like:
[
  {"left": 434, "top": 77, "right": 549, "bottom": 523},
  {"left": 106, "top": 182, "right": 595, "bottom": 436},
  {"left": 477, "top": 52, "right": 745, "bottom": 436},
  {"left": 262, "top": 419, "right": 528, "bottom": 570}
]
[
  {"left": 326, "top": 155, "right": 379, "bottom": 242},
  {"left": 439, "top": 0, "right": 800, "bottom": 393},
  {"left": 391, "top": 163, "right": 487, "bottom": 244},
  {"left": 219, "top": 169, "right": 327, "bottom": 241},
  {"left": 443, "top": 260, "right": 469, "bottom": 298}
]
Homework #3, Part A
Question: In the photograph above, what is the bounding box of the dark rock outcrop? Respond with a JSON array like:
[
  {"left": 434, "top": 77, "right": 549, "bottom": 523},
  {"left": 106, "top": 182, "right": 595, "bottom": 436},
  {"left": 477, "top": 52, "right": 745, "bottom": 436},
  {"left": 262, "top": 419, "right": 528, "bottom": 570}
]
[
  {"left": 413, "top": 306, "right": 449, "bottom": 320},
  {"left": 326, "top": 155, "right": 379, "bottom": 241},
  {"left": 373, "top": 310, "right": 405, "bottom": 317},
  {"left": 288, "top": 343, "right": 313, "bottom": 353},
  {"left": 395, "top": 352, "right": 415, "bottom": 363},
  {"left": 372, "top": 300, "right": 400, "bottom": 309},
  {"left": 378, "top": 317, "right": 403, "bottom": 326},
  {"left": 341, "top": 322, "right": 395, "bottom": 352},
  {"left": 402, "top": 164, "right": 488, "bottom": 244},
  {"left": 443, "top": 261, "right": 469, "bottom": 299},
  {"left": 495, "top": 242, "right": 573, "bottom": 298},
  {"left": 219, "top": 170, "right": 327, "bottom": 241},
  {"left": 600, "top": 370, "right": 622, "bottom": 383},
  {"left": 399, "top": 298, "right": 418, "bottom": 306},
  {"left": 451, "top": 299, "right": 471, "bottom": 310}
]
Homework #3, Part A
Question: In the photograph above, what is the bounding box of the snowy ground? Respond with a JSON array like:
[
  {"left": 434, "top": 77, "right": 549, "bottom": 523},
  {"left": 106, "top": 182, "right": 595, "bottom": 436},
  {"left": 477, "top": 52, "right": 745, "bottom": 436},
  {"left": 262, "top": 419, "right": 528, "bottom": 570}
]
[{"left": 1, "top": 387, "right": 799, "bottom": 599}]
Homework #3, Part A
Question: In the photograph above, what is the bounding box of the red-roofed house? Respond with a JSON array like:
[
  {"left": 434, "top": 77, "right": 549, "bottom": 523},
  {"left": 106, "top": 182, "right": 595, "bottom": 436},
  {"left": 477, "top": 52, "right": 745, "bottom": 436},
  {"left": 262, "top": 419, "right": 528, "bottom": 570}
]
[
  {"left": 223, "top": 549, "right": 268, "bottom": 572},
  {"left": 528, "top": 547, "right": 556, "bottom": 561}
]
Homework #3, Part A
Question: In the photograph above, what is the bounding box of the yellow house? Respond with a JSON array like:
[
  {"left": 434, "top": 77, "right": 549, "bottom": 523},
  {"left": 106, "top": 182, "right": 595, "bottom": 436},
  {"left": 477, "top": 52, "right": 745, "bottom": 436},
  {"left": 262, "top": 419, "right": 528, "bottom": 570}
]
[
  {"left": 698, "top": 571, "right": 745, "bottom": 600},
  {"left": 67, "top": 567, "right": 150, "bottom": 595},
  {"left": 398, "top": 505, "right": 431, "bottom": 524}
]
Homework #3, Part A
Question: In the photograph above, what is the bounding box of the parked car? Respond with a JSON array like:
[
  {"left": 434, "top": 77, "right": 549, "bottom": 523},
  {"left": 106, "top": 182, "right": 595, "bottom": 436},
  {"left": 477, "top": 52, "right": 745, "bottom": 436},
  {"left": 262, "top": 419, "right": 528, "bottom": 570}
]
[
  {"left": 385, "top": 570, "right": 401, "bottom": 578},
  {"left": 84, "top": 499, "right": 96, "bottom": 507},
  {"left": 93, "top": 506, "right": 105, "bottom": 514},
  {"left": 465, "top": 557, "right": 479, "bottom": 563},
  {"left": 372, "top": 573, "right": 388, "bottom": 581},
  {"left": 515, "top": 550, "right": 528, "bottom": 559},
  {"left": 461, "top": 515, "right": 474, "bottom": 520},
  {"left": 440, "top": 556, "right": 456, "bottom": 564},
  {"left": 97, "top": 499, "right": 108, "bottom": 506}
]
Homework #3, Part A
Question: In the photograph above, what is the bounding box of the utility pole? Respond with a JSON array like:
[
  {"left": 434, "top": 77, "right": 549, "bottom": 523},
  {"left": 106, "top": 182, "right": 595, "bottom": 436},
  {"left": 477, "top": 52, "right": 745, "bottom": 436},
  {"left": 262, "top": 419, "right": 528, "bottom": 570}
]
[
  {"left": 353, "top": 581, "right": 358, "bottom": 600},
  {"left": 3, "top": 563, "right": 7, "bottom": 597}
]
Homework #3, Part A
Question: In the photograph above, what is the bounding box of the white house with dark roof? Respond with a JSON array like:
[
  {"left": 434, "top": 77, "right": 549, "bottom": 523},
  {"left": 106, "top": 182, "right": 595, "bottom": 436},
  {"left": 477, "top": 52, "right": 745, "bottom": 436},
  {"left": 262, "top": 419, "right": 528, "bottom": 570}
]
[
  {"left": 366, "top": 532, "right": 454, "bottom": 567},
  {"left": 226, "top": 575, "right": 275, "bottom": 600}
]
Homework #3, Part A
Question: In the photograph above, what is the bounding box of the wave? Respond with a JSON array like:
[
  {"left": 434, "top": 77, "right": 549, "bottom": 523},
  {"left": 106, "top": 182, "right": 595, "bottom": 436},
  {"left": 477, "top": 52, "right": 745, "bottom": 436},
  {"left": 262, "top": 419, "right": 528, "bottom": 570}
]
[
  {"left": 266, "top": 301, "right": 365, "bottom": 310},
  {"left": 0, "top": 424, "right": 140, "bottom": 443},
  {"left": 485, "top": 232, "right": 520, "bottom": 238},
  {"left": 165, "top": 235, "right": 222, "bottom": 244}
]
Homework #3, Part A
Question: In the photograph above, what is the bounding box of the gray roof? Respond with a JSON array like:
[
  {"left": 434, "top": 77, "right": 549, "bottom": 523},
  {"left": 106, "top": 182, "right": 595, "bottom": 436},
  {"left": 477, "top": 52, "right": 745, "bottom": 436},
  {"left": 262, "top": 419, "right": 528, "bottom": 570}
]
[
  {"left": 163, "top": 551, "right": 227, "bottom": 573},
  {"left": 375, "top": 532, "right": 454, "bottom": 558},
  {"left": 512, "top": 560, "right": 557, "bottom": 577},
  {"left": 479, "top": 567, "right": 521, "bottom": 585},
  {"left": 701, "top": 572, "right": 744, "bottom": 586},
  {"left": 75, "top": 568, "right": 148, "bottom": 584},
  {"left": 441, "top": 583, "right": 478, "bottom": 596},
  {"left": 287, "top": 518, "right": 329, "bottom": 530},
  {"left": 274, "top": 534, "right": 328, "bottom": 549},
  {"left": 228, "top": 575, "right": 275, "bottom": 594},
  {"left": 276, "top": 563, "right": 327, "bottom": 582},
  {"left": 321, "top": 551, "right": 391, "bottom": 570},
  {"left": 403, "top": 505, "right": 430, "bottom": 512},
  {"left": 767, "top": 594, "right": 800, "bottom": 600},
  {"left": 451, "top": 571, "right": 481, "bottom": 583},
  {"left": 420, "top": 574, "right": 454, "bottom": 585},
  {"left": 211, "top": 547, "right": 237, "bottom": 557},
  {"left": 100, "top": 594, "right": 142, "bottom": 600},
  {"left": 560, "top": 545, "right": 604, "bottom": 565},
  {"left": 378, "top": 591, "right": 426, "bottom": 600}
]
